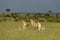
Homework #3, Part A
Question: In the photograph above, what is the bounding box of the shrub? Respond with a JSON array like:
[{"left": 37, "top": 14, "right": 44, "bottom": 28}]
[
  {"left": 2, "top": 18, "right": 7, "bottom": 22},
  {"left": 13, "top": 18, "right": 19, "bottom": 22},
  {"left": 37, "top": 18, "right": 45, "bottom": 22},
  {"left": 56, "top": 18, "right": 60, "bottom": 22},
  {"left": 39, "top": 19, "right": 45, "bottom": 22},
  {"left": 26, "top": 18, "right": 30, "bottom": 22},
  {"left": 0, "top": 19, "right": 2, "bottom": 22},
  {"left": 14, "top": 19, "right": 18, "bottom": 22},
  {"left": 46, "top": 18, "right": 56, "bottom": 22}
]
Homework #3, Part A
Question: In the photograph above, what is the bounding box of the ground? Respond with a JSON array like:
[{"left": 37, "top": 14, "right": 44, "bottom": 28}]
[{"left": 0, "top": 21, "right": 60, "bottom": 40}]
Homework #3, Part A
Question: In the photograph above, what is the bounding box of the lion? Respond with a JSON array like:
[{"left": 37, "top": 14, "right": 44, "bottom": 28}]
[
  {"left": 30, "top": 19, "right": 41, "bottom": 30},
  {"left": 21, "top": 19, "right": 44, "bottom": 31}
]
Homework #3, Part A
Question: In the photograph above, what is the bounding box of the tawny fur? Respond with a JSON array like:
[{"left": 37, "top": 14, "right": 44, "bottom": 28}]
[{"left": 21, "top": 19, "right": 42, "bottom": 31}]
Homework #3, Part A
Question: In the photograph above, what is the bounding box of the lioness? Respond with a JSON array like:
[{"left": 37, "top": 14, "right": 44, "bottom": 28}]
[{"left": 21, "top": 19, "right": 43, "bottom": 31}]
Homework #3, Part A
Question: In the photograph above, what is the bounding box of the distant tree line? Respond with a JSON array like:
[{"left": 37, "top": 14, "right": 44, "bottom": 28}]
[
  {"left": 0, "top": 12, "right": 60, "bottom": 22},
  {"left": 0, "top": 8, "right": 60, "bottom": 22}
]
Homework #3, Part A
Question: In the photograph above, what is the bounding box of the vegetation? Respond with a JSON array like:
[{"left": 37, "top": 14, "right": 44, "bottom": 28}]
[
  {"left": 0, "top": 22, "right": 60, "bottom": 40},
  {"left": 0, "top": 13, "right": 60, "bottom": 22},
  {"left": 5, "top": 8, "right": 11, "bottom": 12},
  {"left": 48, "top": 10, "right": 52, "bottom": 13},
  {"left": 0, "top": 12, "right": 60, "bottom": 40}
]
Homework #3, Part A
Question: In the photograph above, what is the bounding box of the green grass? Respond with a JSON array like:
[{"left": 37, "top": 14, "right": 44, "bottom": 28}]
[{"left": 0, "top": 21, "right": 60, "bottom": 40}]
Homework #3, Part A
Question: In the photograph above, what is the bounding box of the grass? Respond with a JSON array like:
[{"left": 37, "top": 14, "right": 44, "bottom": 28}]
[{"left": 0, "top": 21, "right": 60, "bottom": 40}]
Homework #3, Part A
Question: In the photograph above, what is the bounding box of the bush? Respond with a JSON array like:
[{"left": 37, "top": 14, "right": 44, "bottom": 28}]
[
  {"left": 39, "top": 19, "right": 45, "bottom": 22},
  {"left": 2, "top": 18, "right": 7, "bottom": 22},
  {"left": 56, "top": 18, "right": 60, "bottom": 22},
  {"left": 14, "top": 19, "right": 18, "bottom": 22},
  {"left": 46, "top": 18, "right": 56, "bottom": 22},
  {"left": 37, "top": 18, "right": 45, "bottom": 22},
  {"left": 13, "top": 18, "right": 19, "bottom": 22},
  {"left": 0, "top": 19, "right": 2, "bottom": 22},
  {"left": 26, "top": 18, "right": 30, "bottom": 22}
]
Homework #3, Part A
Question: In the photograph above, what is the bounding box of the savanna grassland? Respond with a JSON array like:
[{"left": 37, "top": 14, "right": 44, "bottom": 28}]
[
  {"left": 0, "top": 21, "right": 60, "bottom": 40},
  {"left": 0, "top": 13, "right": 60, "bottom": 40}
]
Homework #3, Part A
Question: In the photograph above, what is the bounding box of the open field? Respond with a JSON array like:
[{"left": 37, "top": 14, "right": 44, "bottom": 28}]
[{"left": 0, "top": 21, "right": 60, "bottom": 40}]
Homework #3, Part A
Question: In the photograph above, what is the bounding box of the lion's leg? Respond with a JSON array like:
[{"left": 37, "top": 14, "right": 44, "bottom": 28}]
[
  {"left": 37, "top": 22, "right": 41, "bottom": 31},
  {"left": 21, "top": 20, "right": 27, "bottom": 30},
  {"left": 23, "top": 22, "right": 26, "bottom": 29}
]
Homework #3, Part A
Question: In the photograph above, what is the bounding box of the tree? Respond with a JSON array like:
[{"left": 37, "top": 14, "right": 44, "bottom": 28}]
[
  {"left": 45, "top": 13, "right": 50, "bottom": 18},
  {"left": 5, "top": 8, "right": 11, "bottom": 12},
  {"left": 48, "top": 10, "right": 52, "bottom": 13}
]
